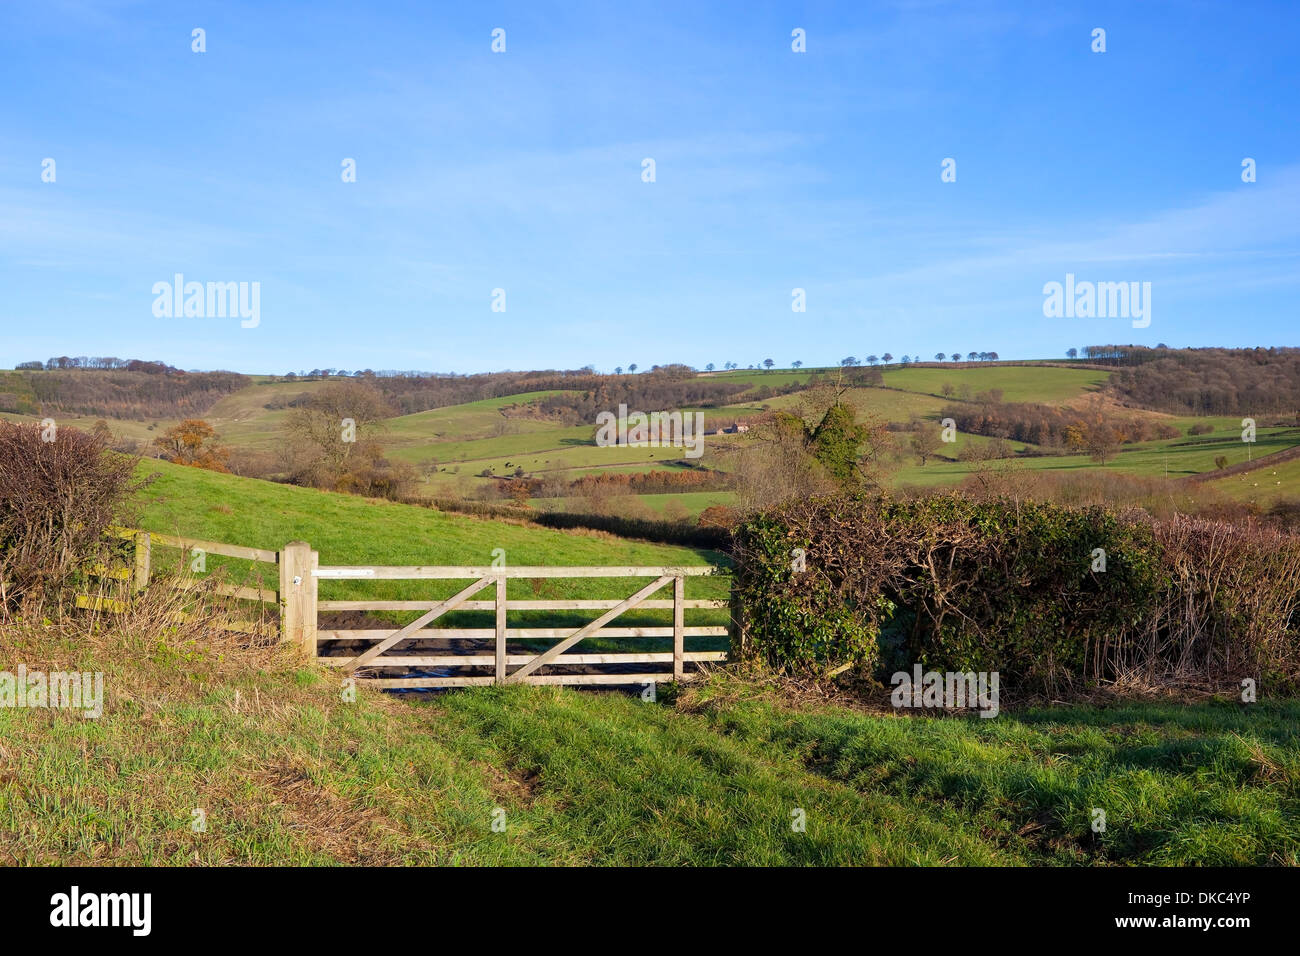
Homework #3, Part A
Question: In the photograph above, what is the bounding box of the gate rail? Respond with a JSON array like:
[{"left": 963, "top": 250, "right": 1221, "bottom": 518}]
[{"left": 283, "top": 545, "right": 730, "bottom": 688}]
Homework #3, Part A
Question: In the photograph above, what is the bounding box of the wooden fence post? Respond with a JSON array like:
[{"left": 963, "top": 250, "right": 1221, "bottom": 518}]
[
  {"left": 673, "top": 574, "right": 685, "bottom": 681},
  {"left": 495, "top": 575, "right": 507, "bottom": 685},
  {"left": 280, "top": 541, "right": 319, "bottom": 656},
  {"left": 133, "top": 532, "right": 151, "bottom": 593}
]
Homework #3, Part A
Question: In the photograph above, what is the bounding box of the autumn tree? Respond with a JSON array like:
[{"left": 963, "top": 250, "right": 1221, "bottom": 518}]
[
  {"left": 506, "top": 479, "right": 532, "bottom": 506},
  {"left": 154, "top": 419, "right": 230, "bottom": 472},
  {"left": 1065, "top": 400, "right": 1125, "bottom": 464}
]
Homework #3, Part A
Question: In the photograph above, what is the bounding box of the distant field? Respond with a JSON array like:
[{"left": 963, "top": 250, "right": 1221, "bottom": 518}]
[
  {"left": 892, "top": 427, "right": 1300, "bottom": 488},
  {"left": 701, "top": 368, "right": 817, "bottom": 391},
  {"left": 407, "top": 441, "right": 708, "bottom": 495},
  {"left": 764, "top": 386, "right": 950, "bottom": 425},
  {"left": 384, "top": 391, "right": 573, "bottom": 441},
  {"left": 1, "top": 409, "right": 162, "bottom": 443},
  {"left": 1205, "top": 454, "right": 1300, "bottom": 507},
  {"left": 387, "top": 424, "right": 598, "bottom": 467},
  {"left": 880, "top": 365, "right": 1109, "bottom": 403}
]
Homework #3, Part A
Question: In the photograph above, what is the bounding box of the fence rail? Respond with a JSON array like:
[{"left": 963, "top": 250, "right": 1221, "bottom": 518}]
[
  {"left": 79, "top": 532, "right": 731, "bottom": 689},
  {"left": 76, "top": 528, "right": 279, "bottom": 631}
]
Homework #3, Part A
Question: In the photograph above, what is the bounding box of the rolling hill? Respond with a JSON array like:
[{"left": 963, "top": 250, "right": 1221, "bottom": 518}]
[{"left": 6, "top": 357, "right": 1300, "bottom": 520}]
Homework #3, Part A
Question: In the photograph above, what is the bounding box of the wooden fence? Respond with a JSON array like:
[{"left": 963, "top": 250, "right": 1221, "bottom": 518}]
[
  {"left": 76, "top": 528, "right": 280, "bottom": 631},
  {"left": 82, "top": 533, "right": 732, "bottom": 689}
]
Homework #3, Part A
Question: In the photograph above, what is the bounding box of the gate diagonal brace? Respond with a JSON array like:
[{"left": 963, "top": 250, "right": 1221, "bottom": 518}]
[
  {"left": 345, "top": 576, "right": 495, "bottom": 673},
  {"left": 505, "top": 575, "right": 672, "bottom": 683}
]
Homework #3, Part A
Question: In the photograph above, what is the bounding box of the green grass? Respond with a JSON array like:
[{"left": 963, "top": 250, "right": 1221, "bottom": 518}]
[
  {"left": 132, "top": 459, "right": 730, "bottom": 628},
  {"left": 764, "top": 386, "right": 949, "bottom": 425},
  {"left": 701, "top": 368, "right": 818, "bottom": 391},
  {"left": 880, "top": 365, "right": 1109, "bottom": 403},
  {"left": 384, "top": 391, "right": 575, "bottom": 445},
  {"left": 3, "top": 638, "right": 1294, "bottom": 865},
  {"left": 1205, "top": 454, "right": 1300, "bottom": 507},
  {"left": 532, "top": 490, "right": 737, "bottom": 518},
  {"left": 892, "top": 428, "right": 1300, "bottom": 488},
  {"left": 685, "top": 682, "right": 1300, "bottom": 865}
]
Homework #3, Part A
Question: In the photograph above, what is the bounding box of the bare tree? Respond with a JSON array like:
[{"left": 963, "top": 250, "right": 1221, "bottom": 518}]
[
  {"left": 285, "top": 380, "right": 393, "bottom": 488},
  {"left": 910, "top": 425, "right": 943, "bottom": 465}
]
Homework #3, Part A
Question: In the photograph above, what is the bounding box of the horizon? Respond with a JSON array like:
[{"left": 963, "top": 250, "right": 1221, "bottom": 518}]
[
  {"left": 3, "top": 1, "right": 1298, "bottom": 373},
  {"left": 13, "top": 342, "right": 1297, "bottom": 379}
]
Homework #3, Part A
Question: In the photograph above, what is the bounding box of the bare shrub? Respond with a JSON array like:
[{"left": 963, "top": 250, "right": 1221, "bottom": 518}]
[
  {"left": 0, "top": 421, "right": 143, "bottom": 614},
  {"left": 1138, "top": 516, "right": 1300, "bottom": 690}
]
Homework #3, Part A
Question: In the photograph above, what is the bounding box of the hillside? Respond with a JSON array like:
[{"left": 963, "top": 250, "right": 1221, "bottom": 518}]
[
  {"left": 7, "top": 355, "right": 1300, "bottom": 521},
  {"left": 130, "top": 459, "right": 731, "bottom": 627}
]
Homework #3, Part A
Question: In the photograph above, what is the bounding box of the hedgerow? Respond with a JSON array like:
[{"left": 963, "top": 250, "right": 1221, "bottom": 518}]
[{"left": 732, "top": 493, "right": 1300, "bottom": 698}]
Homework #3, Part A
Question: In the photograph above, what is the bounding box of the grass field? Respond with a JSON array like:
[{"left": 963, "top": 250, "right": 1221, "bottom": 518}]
[
  {"left": 1206, "top": 454, "right": 1300, "bottom": 507},
  {"left": 892, "top": 427, "right": 1300, "bottom": 488},
  {"left": 4, "top": 457, "right": 1296, "bottom": 866},
  {"left": 765, "top": 386, "right": 949, "bottom": 425},
  {"left": 531, "top": 490, "right": 737, "bottom": 518},
  {"left": 132, "top": 460, "right": 730, "bottom": 628},
  {"left": 879, "top": 365, "right": 1110, "bottom": 403},
  {"left": 383, "top": 391, "right": 574, "bottom": 444},
  {"left": 3, "top": 627, "right": 1294, "bottom": 865}
]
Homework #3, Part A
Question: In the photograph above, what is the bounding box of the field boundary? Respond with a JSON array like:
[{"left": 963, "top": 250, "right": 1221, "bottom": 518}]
[
  {"left": 1181, "top": 442, "right": 1300, "bottom": 483},
  {"left": 80, "top": 530, "right": 731, "bottom": 689}
]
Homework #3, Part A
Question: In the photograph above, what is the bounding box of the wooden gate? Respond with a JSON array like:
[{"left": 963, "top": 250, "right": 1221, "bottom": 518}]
[
  {"left": 294, "top": 557, "right": 731, "bottom": 688},
  {"left": 82, "top": 534, "right": 732, "bottom": 690}
]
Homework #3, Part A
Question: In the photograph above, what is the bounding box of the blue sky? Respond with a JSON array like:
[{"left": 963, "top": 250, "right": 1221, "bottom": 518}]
[{"left": 1, "top": 0, "right": 1297, "bottom": 374}]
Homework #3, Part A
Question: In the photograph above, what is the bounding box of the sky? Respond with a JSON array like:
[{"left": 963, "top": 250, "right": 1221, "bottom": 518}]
[{"left": 1, "top": 0, "right": 1297, "bottom": 375}]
